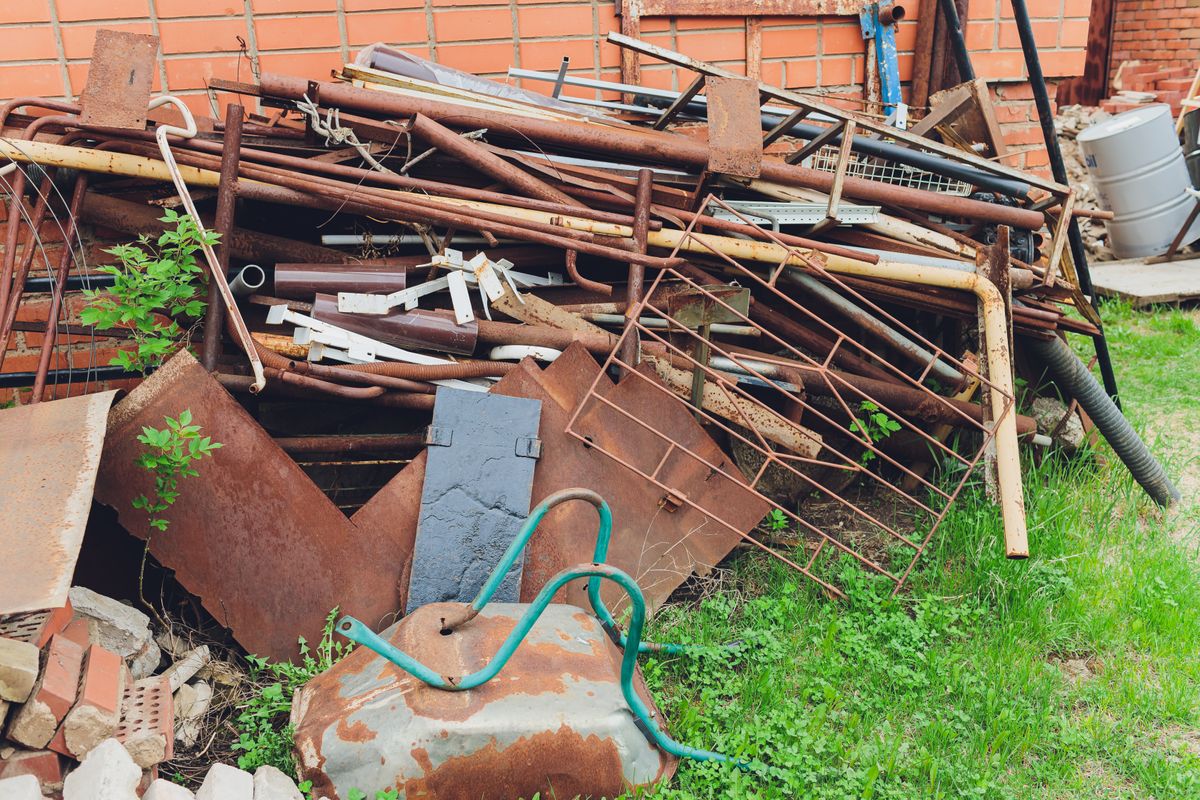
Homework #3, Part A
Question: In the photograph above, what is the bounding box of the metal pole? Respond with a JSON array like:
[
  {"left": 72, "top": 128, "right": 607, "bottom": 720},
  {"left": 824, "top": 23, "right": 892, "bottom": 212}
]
[
  {"left": 203, "top": 103, "right": 243, "bottom": 372},
  {"left": 936, "top": 0, "right": 976, "bottom": 83},
  {"left": 1009, "top": 0, "right": 1122, "bottom": 406}
]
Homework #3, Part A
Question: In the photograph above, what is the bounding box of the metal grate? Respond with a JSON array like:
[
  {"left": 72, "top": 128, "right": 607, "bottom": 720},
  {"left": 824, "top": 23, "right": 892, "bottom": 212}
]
[
  {"left": 806, "top": 145, "right": 973, "bottom": 196},
  {"left": 564, "top": 196, "right": 1015, "bottom": 598}
]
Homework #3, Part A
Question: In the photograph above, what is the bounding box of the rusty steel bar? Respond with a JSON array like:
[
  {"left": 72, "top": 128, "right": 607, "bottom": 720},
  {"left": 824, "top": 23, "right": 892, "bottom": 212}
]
[
  {"left": 203, "top": 104, "right": 243, "bottom": 372},
  {"left": 618, "top": 168, "right": 653, "bottom": 372},
  {"left": 29, "top": 173, "right": 88, "bottom": 402},
  {"left": 256, "top": 74, "right": 1046, "bottom": 230},
  {"left": 79, "top": 192, "right": 349, "bottom": 264},
  {"left": 77, "top": 124, "right": 654, "bottom": 231},
  {"left": 563, "top": 249, "right": 611, "bottom": 295},
  {"left": 408, "top": 113, "right": 584, "bottom": 208},
  {"left": 272, "top": 434, "right": 425, "bottom": 454}
]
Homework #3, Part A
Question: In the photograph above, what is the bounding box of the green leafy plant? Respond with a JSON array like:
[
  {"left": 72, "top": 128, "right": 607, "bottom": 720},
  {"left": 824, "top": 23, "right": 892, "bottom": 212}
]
[
  {"left": 133, "top": 409, "right": 222, "bottom": 533},
  {"left": 848, "top": 400, "right": 901, "bottom": 465},
  {"left": 80, "top": 209, "right": 217, "bottom": 373},
  {"left": 233, "top": 609, "right": 353, "bottom": 776},
  {"left": 765, "top": 508, "right": 790, "bottom": 533}
]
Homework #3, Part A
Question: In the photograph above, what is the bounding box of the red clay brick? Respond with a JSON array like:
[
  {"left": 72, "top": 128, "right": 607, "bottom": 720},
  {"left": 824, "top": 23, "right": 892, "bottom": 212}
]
[
  {"left": 256, "top": 50, "right": 344, "bottom": 79},
  {"left": 156, "top": 0, "right": 241, "bottom": 16},
  {"left": 760, "top": 26, "right": 818, "bottom": 59},
  {"left": 56, "top": 0, "right": 149, "bottom": 22},
  {"left": 0, "top": 26, "right": 59, "bottom": 62},
  {"left": 433, "top": 7, "right": 513, "bottom": 43},
  {"left": 821, "top": 55, "right": 857, "bottom": 86},
  {"left": 48, "top": 645, "right": 124, "bottom": 758},
  {"left": 0, "top": 0, "right": 51, "bottom": 24},
  {"left": 0, "top": 749, "right": 66, "bottom": 794},
  {"left": 5, "top": 634, "right": 85, "bottom": 749},
  {"left": 820, "top": 23, "right": 864, "bottom": 55},
  {"left": 345, "top": 11, "right": 428, "bottom": 46},
  {"left": 344, "top": 0, "right": 424, "bottom": 8},
  {"left": 158, "top": 18, "right": 250, "bottom": 55},
  {"left": 675, "top": 30, "right": 745, "bottom": 63},
  {"left": 255, "top": 14, "right": 343, "bottom": 51},
  {"left": 0, "top": 65, "right": 66, "bottom": 99},
  {"left": 518, "top": 38, "right": 595, "bottom": 71},
  {"left": 164, "top": 55, "right": 244, "bottom": 91},
  {"left": 518, "top": 5, "right": 596, "bottom": 39},
  {"left": 251, "top": 0, "right": 337, "bottom": 11},
  {"left": 61, "top": 22, "right": 156, "bottom": 60}
]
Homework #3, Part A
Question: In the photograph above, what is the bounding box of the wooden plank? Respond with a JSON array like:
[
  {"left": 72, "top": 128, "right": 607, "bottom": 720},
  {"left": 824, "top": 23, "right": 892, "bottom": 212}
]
[{"left": 1089, "top": 257, "right": 1200, "bottom": 307}]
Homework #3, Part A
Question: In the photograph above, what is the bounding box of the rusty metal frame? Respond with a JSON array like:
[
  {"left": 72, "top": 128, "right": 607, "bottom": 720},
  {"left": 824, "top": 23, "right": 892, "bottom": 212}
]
[{"left": 564, "top": 195, "right": 1015, "bottom": 598}]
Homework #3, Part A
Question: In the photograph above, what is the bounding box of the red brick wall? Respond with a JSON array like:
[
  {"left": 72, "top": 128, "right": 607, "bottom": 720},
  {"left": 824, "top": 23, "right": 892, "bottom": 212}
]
[{"left": 1110, "top": 0, "right": 1200, "bottom": 83}]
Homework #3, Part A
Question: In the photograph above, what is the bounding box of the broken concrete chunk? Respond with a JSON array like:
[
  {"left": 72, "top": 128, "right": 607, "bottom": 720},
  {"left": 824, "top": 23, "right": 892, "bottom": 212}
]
[
  {"left": 66, "top": 588, "right": 156, "bottom": 664},
  {"left": 174, "top": 680, "right": 212, "bottom": 748},
  {"left": 162, "top": 646, "right": 211, "bottom": 693},
  {"left": 6, "top": 634, "right": 86, "bottom": 749},
  {"left": 196, "top": 763, "right": 254, "bottom": 800},
  {"left": 1032, "top": 396, "right": 1086, "bottom": 455},
  {"left": 0, "top": 636, "right": 40, "bottom": 702},
  {"left": 0, "top": 774, "right": 45, "bottom": 800},
  {"left": 252, "top": 764, "right": 304, "bottom": 800},
  {"left": 61, "top": 738, "right": 140, "bottom": 800},
  {"left": 142, "top": 778, "right": 197, "bottom": 800}
]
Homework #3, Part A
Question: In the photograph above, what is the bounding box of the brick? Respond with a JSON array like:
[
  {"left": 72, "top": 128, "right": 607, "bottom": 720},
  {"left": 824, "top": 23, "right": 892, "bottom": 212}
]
[
  {"left": 344, "top": 0, "right": 423, "bottom": 8},
  {"left": 433, "top": 7, "right": 513, "bottom": 42},
  {"left": 157, "top": 18, "right": 250, "bottom": 55},
  {"left": 163, "top": 55, "right": 243, "bottom": 92},
  {"left": 1060, "top": 17, "right": 1091, "bottom": 49},
  {"left": 965, "top": 21, "right": 994, "bottom": 50},
  {"left": 0, "top": 637, "right": 39, "bottom": 703},
  {"left": 156, "top": 0, "right": 240, "bottom": 16},
  {"left": 5, "top": 634, "right": 85, "bottom": 749},
  {"left": 999, "top": 19, "right": 1056, "bottom": 49},
  {"left": 55, "top": 0, "right": 149, "bottom": 22},
  {"left": 435, "top": 40, "right": 515, "bottom": 75},
  {"left": 61, "top": 22, "right": 156, "bottom": 61},
  {"left": 0, "top": 26, "right": 59, "bottom": 62},
  {"left": 345, "top": 10, "right": 427, "bottom": 46},
  {"left": 820, "top": 55, "right": 857, "bottom": 86},
  {"left": 517, "top": 5, "right": 595, "bottom": 39},
  {"left": 0, "top": 65, "right": 66, "bottom": 100},
  {"left": 675, "top": 29, "right": 746, "bottom": 63},
  {"left": 50, "top": 646, "right": 125, "bottom": 758},
  {"left": 254, "top": 15, "right": 343, "bottom": 51},
  {"left": 0, "top": 0, "right": 50, "bottom": 24},
  {"left": 820, "top": 23, "right": 864, "bottom": 55},
  {"left": 0, "top": 604, "right": 73, "bottom": 650},
  {"left": 115, "top": 675, "right": 173, "bottom": 768},
  {"left": 0, "top": 749, "right": 65, "bottom": 794},
  {"left": 254, "top": 50, "right": 344, "bottom": 79},
  {"left": 251, "top": 0, "right": 336, "bottom": 10}
]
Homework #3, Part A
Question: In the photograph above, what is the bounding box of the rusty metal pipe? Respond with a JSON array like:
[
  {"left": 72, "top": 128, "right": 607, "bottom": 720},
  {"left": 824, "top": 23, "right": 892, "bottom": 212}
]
[
  {"left": 203, "top": 104, "right": 242, "bottom": 372},
  {"left": 257, "top": 74, "right": 1045, "bottom": 229},
  {"left": 272, "top": 434, "right": 425, "bottom": 454},
  {"left": 30, "top": 172, "right": 88, "bottom": 402},
  {"left": 408, "top": 113, "right": 584, "bottom": 208},
  {"left": 564, "top": 249, "right": 611, "bottom": 295},
  {"left": 263, "top": 366, "right": 386, "bottom": 399},
  {"left": 337, "top": 359, "right": 516, "bottom": 380}
]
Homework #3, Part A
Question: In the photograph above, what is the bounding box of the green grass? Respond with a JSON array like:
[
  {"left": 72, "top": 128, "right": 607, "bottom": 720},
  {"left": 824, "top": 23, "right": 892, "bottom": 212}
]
[{"left": 635, "top": 303, "right": 1200, "bottom": 799}]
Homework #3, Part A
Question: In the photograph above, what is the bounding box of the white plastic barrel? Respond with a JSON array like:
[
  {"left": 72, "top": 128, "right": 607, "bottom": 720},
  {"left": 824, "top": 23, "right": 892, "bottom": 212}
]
[{"left": 1078, "top": 104, "right": 1200, "bottom": 259}]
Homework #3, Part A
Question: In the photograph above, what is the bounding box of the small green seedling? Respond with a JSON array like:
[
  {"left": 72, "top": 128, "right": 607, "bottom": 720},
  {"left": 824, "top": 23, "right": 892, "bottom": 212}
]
[
  {"left": 765, "top": 508, "right": 790, "bottom": 532},
  {"left": 848, "top": 400, "right": 902, "bottom": 465},
  {"left": 133, "top": 409, "right": 222, "bottom": 533}
]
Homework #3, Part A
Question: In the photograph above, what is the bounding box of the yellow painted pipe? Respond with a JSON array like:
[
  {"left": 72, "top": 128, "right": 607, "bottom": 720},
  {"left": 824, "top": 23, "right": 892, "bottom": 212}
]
[{"left": 2, "top": 137, "right": 1027, "bottom": 555}]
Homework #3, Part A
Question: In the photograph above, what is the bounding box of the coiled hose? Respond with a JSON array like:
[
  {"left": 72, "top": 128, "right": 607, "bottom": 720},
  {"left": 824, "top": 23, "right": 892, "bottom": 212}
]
[{"left": 1026, "top": 336, "right": 1179, "bottom": 506}]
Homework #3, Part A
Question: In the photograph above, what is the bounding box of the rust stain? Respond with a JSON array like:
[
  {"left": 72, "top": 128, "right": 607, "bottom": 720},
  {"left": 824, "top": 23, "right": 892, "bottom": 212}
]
[{"left": 336, "top": 717, "right": 376, "bottom": 744}]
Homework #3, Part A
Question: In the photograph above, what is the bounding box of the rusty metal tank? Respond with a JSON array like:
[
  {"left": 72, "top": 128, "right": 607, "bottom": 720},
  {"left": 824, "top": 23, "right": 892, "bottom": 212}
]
[{"left": 291, "top": 602, "right": 676, "bottom": 800}]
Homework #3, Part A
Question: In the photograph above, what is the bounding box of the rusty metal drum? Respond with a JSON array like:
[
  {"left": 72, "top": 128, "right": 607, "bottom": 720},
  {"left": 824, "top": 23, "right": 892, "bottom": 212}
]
[{"left": 291, "top": 602, "right": 677, "bottom": 799}]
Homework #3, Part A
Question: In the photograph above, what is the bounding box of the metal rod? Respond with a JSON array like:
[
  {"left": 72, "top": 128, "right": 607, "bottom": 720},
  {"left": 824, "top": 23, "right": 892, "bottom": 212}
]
[
  {"left": 204, "top": 103, "right": 242, "bottom": 372},
  {"left": 936, "top": 0, "right": 976, "bottom": 83},
  {"left": 1008, "top": 0, "right": 1122, "bottom": 406}
]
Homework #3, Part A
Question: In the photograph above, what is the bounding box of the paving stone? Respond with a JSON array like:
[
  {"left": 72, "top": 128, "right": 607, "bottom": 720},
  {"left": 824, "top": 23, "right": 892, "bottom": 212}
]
[
  {"left": 115, "top": 675, "right": 173, "bottom": 768},
  {"left": 6, "top": 634, "right": 86, "bottom": 749},
  {"left": 252, "top": 764, "right": 304, "bottom": 800},
  {"left": 49, "top": 645, "right": 126, "bottom": 758},
  {"left": 0, "top": 636, "right": 39, "bottom": 703},
  {"left": 62, "top": 737, "right": 140, "bottom": 800},
  {"left": 0, "top": 749, "right": 65, "bottom": 795},
  {"left": 66, "top": 588, "right": 156, "bottom": 664},
  {"left": 0, "top": 774, "right": 45, "bottom": 800},
  {"left": 142, "top": 777, "right": 196, "bottom": 800},
  {"left": 196, "top": 763, "right": 253, "bottom": 800}
]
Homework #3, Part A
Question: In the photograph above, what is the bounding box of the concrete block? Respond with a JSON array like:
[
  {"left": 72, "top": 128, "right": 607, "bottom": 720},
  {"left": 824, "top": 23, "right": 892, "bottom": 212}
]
[
  {"left": 67, "top": 588, "right": 156, "bottom": 664},
  {"left": 115, "top": 675, "right": 173, "bottom": 768},
  {"left": 50, "top": 645, "right": 126, "bottom": 758},
  {"left": 143, "top": 778, "right": 196, "bottom": 800},
  {"left": 6, "top": 634, "right": 85, "bottom": 749},
  {"left": 62, "top": 738, "right": 140, "bottom": 800},
  {"left": 174, "top": 681, "right": 212, "bottom": 748},
  {"left": 196, "top": 763, "right": 253, "bottom": 800},
  {"left": 0, "top": 749, "right": 65, "bottom": 794},
  {"left": 0, "top": 636, "right": 39, "bottom": 703},
  {"left": 252, "top": 764, "right": 304, "bottom": 800},
  {"left": 0, "top": 774, "right": 45, "bottom": 800}
]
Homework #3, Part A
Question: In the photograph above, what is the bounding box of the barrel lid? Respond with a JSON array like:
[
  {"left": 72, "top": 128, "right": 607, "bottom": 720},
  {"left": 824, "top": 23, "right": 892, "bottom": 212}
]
[{"left": 1078, "top": 104, "right": 1172, "bottom": 143}]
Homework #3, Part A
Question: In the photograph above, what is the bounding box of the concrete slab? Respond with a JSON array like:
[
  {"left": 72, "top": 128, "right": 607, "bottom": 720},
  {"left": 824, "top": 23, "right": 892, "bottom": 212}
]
[{"left": 1090, "top": 257, "right": 1200, "bottom": 306}]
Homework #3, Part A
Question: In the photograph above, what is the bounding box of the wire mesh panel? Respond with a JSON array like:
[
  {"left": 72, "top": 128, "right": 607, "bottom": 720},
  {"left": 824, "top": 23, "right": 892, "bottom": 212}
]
[
  {"left": 564, "top": 196, "right": 1016, "bottom": 598},
  {"left": 806, "top": 145, "right": 973, "bottom": 196}
]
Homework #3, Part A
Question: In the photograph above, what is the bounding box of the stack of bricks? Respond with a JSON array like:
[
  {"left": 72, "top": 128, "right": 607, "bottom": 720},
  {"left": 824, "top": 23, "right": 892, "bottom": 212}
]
[
  {"left": 1110, "top": 0, "right": 1200, "bottom": 82},
  {"left": 1100, "top": 63, "right": 1195, "bottom": 116}
]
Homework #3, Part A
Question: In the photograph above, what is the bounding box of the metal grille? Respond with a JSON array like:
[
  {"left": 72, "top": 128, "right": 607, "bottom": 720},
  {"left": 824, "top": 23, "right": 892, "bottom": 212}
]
[
  {"left": 564, "top": 196, "right": 1015, "bottom": 598},
  {"left": 806, "top": 145, "right": 973, "bottom": 196}
]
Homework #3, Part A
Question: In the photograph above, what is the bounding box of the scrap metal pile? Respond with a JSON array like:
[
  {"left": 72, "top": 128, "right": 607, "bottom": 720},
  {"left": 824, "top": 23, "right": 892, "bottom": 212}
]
[{"left": 0, "top": 27, "right": 1181, "bottom": 799}]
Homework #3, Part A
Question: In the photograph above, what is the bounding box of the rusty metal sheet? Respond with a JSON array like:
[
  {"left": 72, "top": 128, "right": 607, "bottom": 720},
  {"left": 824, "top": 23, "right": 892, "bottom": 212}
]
[
  {"left": 292, "top": 602, "right": 675, "bottom": 800},
  {"left": 0, "top": 390, "right": 119, "bottom": 614},
  {"left": 94, "top": 351, "right": 411, "bottom": 662},
  {"left": 634, "top": 0, "right": 865, "bottom": 17},
  {"left": 78, "top": 30, "right": 160, "bottom": 130},
  {"left": 705, "top": 76, "right": 763, "bottom": 179},
  {"left": 492, "top": 345, "right": 767, "bottom": 614}
]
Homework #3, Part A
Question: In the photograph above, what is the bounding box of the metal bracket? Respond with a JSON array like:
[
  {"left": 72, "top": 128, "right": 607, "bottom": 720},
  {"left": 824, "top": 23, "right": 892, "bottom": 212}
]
[
  {"left": 515, "top": 436, "right": 543, "bottom": 459},
  {"left": 426, "top": 426, "right": 453, "bottom": 447}
]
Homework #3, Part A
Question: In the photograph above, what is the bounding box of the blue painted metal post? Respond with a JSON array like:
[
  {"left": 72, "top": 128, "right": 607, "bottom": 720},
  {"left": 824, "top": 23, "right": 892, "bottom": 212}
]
[{"left": 861, "top": 2, "right": 903, "bottom": 121}]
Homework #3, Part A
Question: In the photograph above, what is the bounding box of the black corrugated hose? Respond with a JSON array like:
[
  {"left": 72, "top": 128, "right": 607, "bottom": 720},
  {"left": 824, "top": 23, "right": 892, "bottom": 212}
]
[{"left": 1027, "top": 336, "right": 1180, "bottom": 507}]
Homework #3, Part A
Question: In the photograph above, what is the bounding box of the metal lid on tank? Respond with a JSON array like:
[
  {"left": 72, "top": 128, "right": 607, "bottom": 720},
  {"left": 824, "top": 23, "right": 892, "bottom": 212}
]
[{"left": 1077, "top": 104, "right": 1172, "bottom": 143}]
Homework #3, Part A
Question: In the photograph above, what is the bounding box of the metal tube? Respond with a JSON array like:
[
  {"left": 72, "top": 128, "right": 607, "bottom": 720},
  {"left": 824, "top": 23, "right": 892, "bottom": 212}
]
[
  {"left": 228, "top": 263, "right": 266, "bottom": 297},
  {"left": 937, "top": 0, "right": 976, "bottom": 82},
  {"left": 1008, "top": 0, "right": 1121, "bottom": 406},
  {"left": 203, "top": 103, "right": 242, "bottom": 371},
  {"left": 255, "top": 74, "right": 1045, "bottom": 229},
  {"left": 272, "top": 434, "right": 425, "bottom": 454}
]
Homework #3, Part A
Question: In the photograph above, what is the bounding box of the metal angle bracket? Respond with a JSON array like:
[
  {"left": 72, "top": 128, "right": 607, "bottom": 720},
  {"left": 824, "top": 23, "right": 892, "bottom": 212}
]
[
  {"left": 515, "top": 436, "right": 543, "bottom": 459},
  {"left": 425, "top": 426, "right": 453, "bottom": 447}
]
